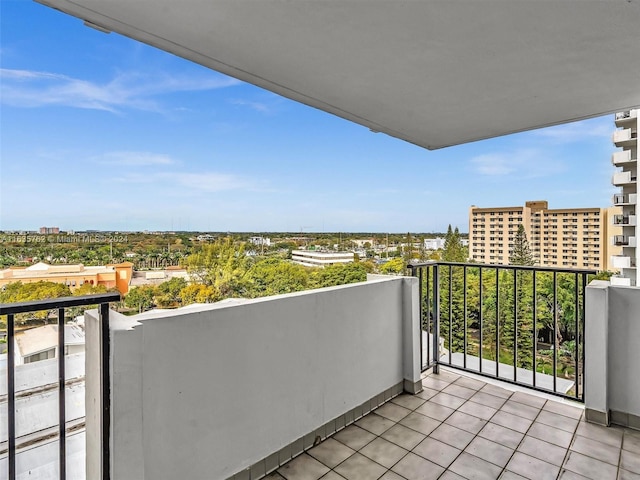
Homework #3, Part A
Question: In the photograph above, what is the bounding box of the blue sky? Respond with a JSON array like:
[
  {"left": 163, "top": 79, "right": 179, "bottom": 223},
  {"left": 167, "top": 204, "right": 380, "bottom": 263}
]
[{"left": 0, "top": 1, "right": 618, "bottom": 233}]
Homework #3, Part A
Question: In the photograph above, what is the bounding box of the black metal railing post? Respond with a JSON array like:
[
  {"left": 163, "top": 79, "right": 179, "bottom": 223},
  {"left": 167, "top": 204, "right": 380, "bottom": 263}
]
[
  {"left": 100, "top": 302, "right": 112, "bottom": 480},
  {"left": 7, "top": 313, "right": 16, "bottom": 480},
  {"left": 58, "top": 307, "right": 67, "bottom": 480},
  {"left": 433, "top": 263, "right": 440, "bottom": 374}
]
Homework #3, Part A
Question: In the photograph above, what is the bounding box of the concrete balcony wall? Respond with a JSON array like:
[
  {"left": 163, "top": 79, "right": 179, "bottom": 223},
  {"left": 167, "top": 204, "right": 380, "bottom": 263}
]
[
  {"left": 86, "top": 276, "right": 420, "bottom": 480},
  {"left": 612, "top": 149, "right": 632, "bottom": 165},
  {"left": 585, "top": 282, "right": 640, "bottom": 429}
]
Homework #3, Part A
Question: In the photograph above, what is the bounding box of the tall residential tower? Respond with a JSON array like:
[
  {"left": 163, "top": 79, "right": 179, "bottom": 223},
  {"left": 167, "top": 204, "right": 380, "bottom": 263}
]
[
  {"left": 611, "top": 109, "right": 638, "bottom": 286},
  {"left": 469, "top": 201, "right": 620, "bottom": 270}
]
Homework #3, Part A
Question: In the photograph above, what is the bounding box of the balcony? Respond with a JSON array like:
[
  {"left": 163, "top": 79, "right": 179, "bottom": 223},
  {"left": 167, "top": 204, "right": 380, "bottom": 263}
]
[
  {"left": 613, "top": 193, "right": 638, "bottom": 205},
  {"left": 613, "top": 214, "right": 637, "bottom": 226},
  {"left": 612, "top": 128, "right": 638, "bottom": 147},
  {"left": 2, "top": 269, "right": 640, "bottom": 480},
  {"left": 612, "top": 171, "right": 638, "bottom": 186},
  {"left": 611, "top": 255, "right": 634, "bottom": 269},
  {"left": 615, "top": 109, "right": 638, "bottom": 126},
  {"left": 612, "top": 150, "right": 637, "bottom": 166},
  {"left": 613, "top": 235, "right": 637, "bottom": 247}
]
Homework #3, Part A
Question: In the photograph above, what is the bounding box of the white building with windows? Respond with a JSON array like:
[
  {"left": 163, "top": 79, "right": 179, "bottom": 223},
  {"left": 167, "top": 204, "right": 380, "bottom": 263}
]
[
  {"left": 611, "top": 109, "right": 638, "bottom": 286},
  {"left": 291, "top": 250, "right": 354, "bottom": 268},
  {"left": 14, "top": 324, "right": 85, "bottom": 365}
]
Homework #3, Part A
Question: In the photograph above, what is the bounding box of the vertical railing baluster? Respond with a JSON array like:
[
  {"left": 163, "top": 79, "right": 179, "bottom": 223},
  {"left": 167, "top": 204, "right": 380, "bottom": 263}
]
[
  {"left": 513, "top": 269, "right": 518, "bottom": 383},
  {"left": 426, "top": 266, "right": 431, "bottom": 370},
  {"left": 8, "top": 313, "right": 16, "bottom": 480},
  {"left": 58, "top": 307, "right": 67, "bottom": 480},
  {"left": 463, "top": 266, "right": 467, "bottom": 369},
  {"left": 100, "top": 302, "right": 111, "bottom": 480},
  {"left": 533, "top": 270, "right": 537, "bottom": 388},
  {"left": 448, "top": 265, "right": 453, "bottom": 365},
  {"left": 479, "top": 267, "right": 483, "bottom": 373},
  {"left": 553, "top": 271, "right": 558, "bottom": 394},
  {"left": 573, "top": 273, "right": 579, "bottom": 400},
  {"left": 495, "top": 267, "right": 500, "bottom": 377},
  {"left": 581, "top": 273, "right": 587, "bottom": 402},
  {"left": 433, "top": 264, "right": 440, "bottom": 374}
]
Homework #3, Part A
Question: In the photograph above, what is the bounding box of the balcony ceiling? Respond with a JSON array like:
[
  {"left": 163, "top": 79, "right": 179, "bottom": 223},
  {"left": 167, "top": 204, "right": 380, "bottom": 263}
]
[{"left": 37, "top": 0, "right": 640, "bottom": 150}]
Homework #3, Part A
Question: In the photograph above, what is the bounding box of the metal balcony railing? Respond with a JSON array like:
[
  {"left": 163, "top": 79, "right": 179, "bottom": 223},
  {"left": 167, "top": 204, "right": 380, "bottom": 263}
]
[
  {"left": 614, "top": 214, "right": 634, "bottom": 225},
  {"left": 1, "top": 293, "right": 120, "bottom": 480},
  {"left": 614, "top": 236, "right": 629, "bottom": 246},
  {"left": 613, "top": 194, "right": 627, "bottom": 204},
  {"left": 408, "top": 262, "right": 595, "bottom": 402}
]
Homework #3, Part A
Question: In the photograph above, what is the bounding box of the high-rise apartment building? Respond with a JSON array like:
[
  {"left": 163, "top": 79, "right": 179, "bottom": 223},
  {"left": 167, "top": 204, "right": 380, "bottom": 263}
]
[
  {"left": 611, "top": 109, "right": 638, "bottom": 287},
  {"left": 469, "top": 201, "right": 620, "bottom": 270}
]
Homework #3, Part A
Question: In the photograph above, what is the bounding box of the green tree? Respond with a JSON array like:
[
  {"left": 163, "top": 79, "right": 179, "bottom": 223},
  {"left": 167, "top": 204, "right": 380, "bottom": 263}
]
[
  {"left": 310, "top": 263, "right": 367, "bottom": 288},
  {"left": 124, "top": 285, "right": 156, "bottom": 313},
  {"left": 185, "top": 238, "right": 251, "bottom": 297},
  {"left": 0, "top": 281, "right": 72, "bottom": 325},
  {"left": 245, "top": 257, "right": 309, "bottom": 297},
  {"left": 180, "top": 283, "right": 219, "bottom": 304},
  {"left": 155, "top": 277, "right": 188, "bottom": 307},
  {"left": 442, "top": 225, "right": 466, "bottom": 262},
  {"left": 379, "top": 257, "right": 406, "bottom": 275},
  {"left": 509, "top": 224, "right": 534, "bottom": 266}
]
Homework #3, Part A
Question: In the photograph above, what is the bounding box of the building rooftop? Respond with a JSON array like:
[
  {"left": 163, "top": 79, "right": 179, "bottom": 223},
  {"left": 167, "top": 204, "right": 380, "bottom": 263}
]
[
  {"left": 270, "top": 369, "right": 640, "bottom": 480},
  {"left": 15, "top": 324, "right": 85, "bottom": 357}
]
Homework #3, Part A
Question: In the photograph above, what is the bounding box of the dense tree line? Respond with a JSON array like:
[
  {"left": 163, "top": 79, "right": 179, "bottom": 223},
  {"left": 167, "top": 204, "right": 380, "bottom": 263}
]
[{"left": 122, "top": 239, "right": 372, "bottom": 313}]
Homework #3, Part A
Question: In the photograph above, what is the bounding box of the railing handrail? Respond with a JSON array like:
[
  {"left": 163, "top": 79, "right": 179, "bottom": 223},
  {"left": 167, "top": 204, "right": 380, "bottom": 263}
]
[
  {"left": 408, "top": 260, "right": 596, "bottom": 275},
  {"left": 0, "top": 292, "right": 121, "bottom": 315}
]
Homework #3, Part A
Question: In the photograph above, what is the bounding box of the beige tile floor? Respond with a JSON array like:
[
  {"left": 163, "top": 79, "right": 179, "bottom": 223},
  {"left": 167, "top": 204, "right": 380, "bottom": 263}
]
[{"left": 268, "top": 369, "right": 640, "bottom": 480}]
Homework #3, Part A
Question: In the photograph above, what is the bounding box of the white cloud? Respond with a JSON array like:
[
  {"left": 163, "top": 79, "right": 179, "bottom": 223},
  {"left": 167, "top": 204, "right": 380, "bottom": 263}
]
[
  {"left": 96, "top": 151, "right": 175, "bottom": 166},
  {"left": 469, "top": 149, "right": 566, "bottom": 178},
  {"left": 170, "top": 172, "right": 251, "bottom": 192},
  {"left": 532, "top": 117, "right": 612, "bottom": 143},
  {"left": 0, "top": 68, "right": 241, "bottom": 112},
  {"left": 229, "top": 98, "right": 272, "bottom": 114},
  {"left": 114, "top": 170, "right": 254, "bottom": 193}
]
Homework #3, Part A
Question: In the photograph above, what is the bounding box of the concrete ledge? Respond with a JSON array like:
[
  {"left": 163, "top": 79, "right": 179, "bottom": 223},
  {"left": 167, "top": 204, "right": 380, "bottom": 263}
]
[
  {"left": 585, "top": 408, "right": 609, "bottom": 427},
  {"left": 229, "top": 382, "right": 403, "bottom": 480}
]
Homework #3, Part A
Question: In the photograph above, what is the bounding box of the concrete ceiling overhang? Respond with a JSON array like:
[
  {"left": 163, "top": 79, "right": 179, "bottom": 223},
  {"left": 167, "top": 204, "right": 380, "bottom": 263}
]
[{"left": 37, "top": 0, "right": 640, "bottom": 150}]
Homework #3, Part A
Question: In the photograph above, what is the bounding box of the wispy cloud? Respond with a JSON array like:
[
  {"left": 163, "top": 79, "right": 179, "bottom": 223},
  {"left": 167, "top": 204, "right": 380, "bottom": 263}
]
[
  {"left": 229, "top": 93, "right": 285, "bottom": 114},
  {"left": 114, "top": 171, "right": 254, "bottom": 193},
  {"left": 95, "top": 151, "right": 175, "bottom": 167},
  {"left": 469, "top": 149, "right": 567, "bottom": 178},
  {"left": 0, "top": 68, "right": 241, "bottom": 112},
  {"left": 532, "top": 118, "right": 611, "bottom": 143}
]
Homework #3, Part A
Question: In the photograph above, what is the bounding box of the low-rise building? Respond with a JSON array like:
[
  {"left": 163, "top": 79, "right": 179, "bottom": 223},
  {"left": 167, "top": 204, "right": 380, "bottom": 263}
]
[
  {"left": 0, "top": 261, "right": 133, "bottom": 294},
  {"left": 14, "top": 324, "right": 85, "bottom": 365},
  {"left": 291, "top": 250, "right": 354, "bottom": 268}
]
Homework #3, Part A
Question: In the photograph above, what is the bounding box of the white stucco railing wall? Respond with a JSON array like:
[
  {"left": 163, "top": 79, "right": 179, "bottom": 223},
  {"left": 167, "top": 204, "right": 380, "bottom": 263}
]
[
  {"left": 86, "top": 275, "right": 420, "bottom": 480},
  {"left": 585, "top": 281, "right": 640, "bottom": 429}
]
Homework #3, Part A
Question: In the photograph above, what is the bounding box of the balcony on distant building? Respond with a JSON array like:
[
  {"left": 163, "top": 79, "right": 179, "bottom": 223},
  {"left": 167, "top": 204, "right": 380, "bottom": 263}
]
[
  {"left": 613, "top": 235, "right": 637, "bottom": 247},
  {"left": 615, "top": 109, "right": 638, "bottom": 126},
  {"left": 612, "top": 171, "right": 638, "bottom": 186},
  {"left": 612, "top": 128, "right": 638, "bottom": 147},
  {"left": 613, "top": 214, "right": 637, "bottom": 226},
  {"left": 612, "top": 150, "right": 637, "bottom": 166},
  {"left": 613, "top": 193, "right": 638, "bottom": 205},
  {"left": 2, "top": 265, "right": 640, "bottom": 480}
]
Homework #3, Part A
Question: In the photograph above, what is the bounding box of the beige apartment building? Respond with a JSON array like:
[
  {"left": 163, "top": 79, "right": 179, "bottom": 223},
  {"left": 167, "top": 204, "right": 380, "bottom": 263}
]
[{"left": 469, "top": 201, "right": 621, "bottom": 270}]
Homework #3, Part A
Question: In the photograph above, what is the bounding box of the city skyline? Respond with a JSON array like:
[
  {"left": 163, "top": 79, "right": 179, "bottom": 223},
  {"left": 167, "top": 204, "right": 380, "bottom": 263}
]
[{"left": 1, "top": 1, "right": 618, "bottom": 233}]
